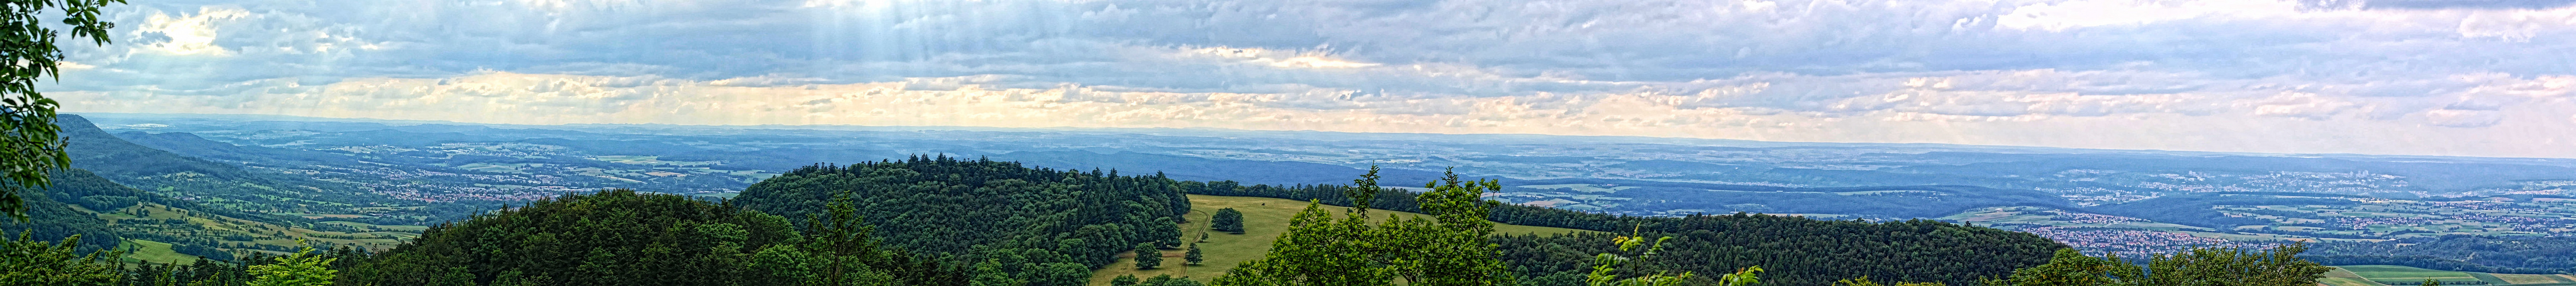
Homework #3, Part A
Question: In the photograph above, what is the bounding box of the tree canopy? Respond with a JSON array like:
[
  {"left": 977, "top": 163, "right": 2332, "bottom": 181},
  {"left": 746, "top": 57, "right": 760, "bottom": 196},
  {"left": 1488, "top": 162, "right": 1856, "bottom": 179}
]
[
  {"left": 1212, "top": 208, "right": 1245, "bottom": 234},
  {"left": 731, "top": 156, "right": 1192, "bottom": 286},
  {"left": 343, "top": 189, "right": 958, "bottom": 286},
  {"left": 2003, "top": 244, "right": 2332, "bottom": 286},
  {"left": 1210, "top": 167, "right": 1515, "bottom": 286},
  {"left": 0, "top": 231, "right": 122, "bottom": 285}
]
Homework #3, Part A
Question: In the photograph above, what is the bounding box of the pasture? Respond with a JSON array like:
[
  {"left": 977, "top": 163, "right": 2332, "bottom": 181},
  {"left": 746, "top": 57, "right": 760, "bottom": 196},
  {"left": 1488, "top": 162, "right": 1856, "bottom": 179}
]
[{"left": 1085, "top": 194, "right": 1594, "bottom": 285}]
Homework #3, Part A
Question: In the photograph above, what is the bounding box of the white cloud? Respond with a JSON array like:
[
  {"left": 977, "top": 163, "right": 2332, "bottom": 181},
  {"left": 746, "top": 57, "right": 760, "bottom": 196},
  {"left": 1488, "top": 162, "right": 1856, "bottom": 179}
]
[
  {"left": 1998, "top": 0, "right": 2302, "bottom": 31},
  {"left": 135, "top": 6, "right": 248, "bottom": 56},
  {"left": 34, "top": 0, "right": 2576, "bottom": 158},
  {"left": 2424, "top": 109, "right": 2506, "bottom": 127},
  {"left": 2455, "top": 7, "right": 2576, "bottom": 41},
  {"left": 2246, "top": 92, "right": 2358, "bottom": 120}
]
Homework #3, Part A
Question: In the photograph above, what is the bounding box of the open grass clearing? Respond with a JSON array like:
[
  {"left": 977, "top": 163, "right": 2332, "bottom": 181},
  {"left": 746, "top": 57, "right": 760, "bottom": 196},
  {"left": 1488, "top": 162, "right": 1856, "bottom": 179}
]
[
  {"left": 120, "top": 239, "right": 201, "bottom": 264},
  {"left": 1085, "top": 194, "right": 1594, "bottom": 285}
]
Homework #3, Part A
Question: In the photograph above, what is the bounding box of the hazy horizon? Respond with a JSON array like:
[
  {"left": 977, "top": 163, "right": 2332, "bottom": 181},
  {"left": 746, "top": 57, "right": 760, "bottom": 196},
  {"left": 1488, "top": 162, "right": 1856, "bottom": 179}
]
[
  {"left": 42, "top": 0, "right": 2576, "bottom": 158},
  {"left": 79, "top": 112, "right": 2576, "bottom": 161}
]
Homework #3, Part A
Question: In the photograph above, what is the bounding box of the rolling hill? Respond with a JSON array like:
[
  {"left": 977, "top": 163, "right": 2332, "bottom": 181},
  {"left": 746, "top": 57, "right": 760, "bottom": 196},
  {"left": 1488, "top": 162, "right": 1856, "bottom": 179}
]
[{"left": 1083, "top": 194, "right": 1593, "bottom": 285}]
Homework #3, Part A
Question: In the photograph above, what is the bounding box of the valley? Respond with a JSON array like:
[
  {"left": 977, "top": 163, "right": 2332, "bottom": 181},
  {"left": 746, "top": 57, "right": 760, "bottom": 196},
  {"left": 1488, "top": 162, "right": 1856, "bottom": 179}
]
[{"left": 22, "top": 112, "right": 2576, "bottom": 277}]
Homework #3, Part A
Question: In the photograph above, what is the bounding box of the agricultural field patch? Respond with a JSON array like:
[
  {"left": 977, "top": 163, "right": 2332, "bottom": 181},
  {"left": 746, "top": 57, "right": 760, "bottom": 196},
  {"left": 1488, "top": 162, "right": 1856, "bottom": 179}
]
[{"left": 120, "top": 239, "right": 201, "bottom": 264}]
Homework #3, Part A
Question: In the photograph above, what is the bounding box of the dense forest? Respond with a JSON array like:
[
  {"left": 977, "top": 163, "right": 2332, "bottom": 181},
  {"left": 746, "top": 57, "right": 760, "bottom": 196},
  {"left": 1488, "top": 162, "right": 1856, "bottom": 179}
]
[
  {"left": 2, "top": 168, "right": 249, "bottom": 259},
  {"left": 1, "top": 170, "right": 129, "bottom": 252},
  {"left": 1182, "top": 176, "right": 2068, "bottom": 285},
  {"left": 341, "top": 189, "right": 966, "bottom": 285},
  {"left": 729, "top": 156, "right": 1193, "bottom": 286},
  {"left": 3, "top": 156, "right": 2359, "bottom": 286}
]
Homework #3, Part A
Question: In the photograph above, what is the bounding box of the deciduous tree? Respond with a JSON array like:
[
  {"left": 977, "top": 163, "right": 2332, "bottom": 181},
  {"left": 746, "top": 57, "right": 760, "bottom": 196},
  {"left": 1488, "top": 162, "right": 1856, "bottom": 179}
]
[
  {"left": 0, "top": 0, "right": 125, "bottom": 219},
  {"left": 1209, "top": 166, "right": 1514, "bottom": 286},
  {"left": 1136, "top": 242, "right": 1164, "bottom": 269},
  {"left": 1211, "top": 208, "right": 1245, "bottom": 234},
  {"left": 1185, "top": 244, "right": 1204, "bottom": 265},
  {"left": 2005, "top": 244, "right": 2330, "bottom": 286},
  {"left": 0, "top": 232, "right": 121, "bottom": 286},
  {"left": 248, "top": 240, "right": 338, "bottom": 286}
]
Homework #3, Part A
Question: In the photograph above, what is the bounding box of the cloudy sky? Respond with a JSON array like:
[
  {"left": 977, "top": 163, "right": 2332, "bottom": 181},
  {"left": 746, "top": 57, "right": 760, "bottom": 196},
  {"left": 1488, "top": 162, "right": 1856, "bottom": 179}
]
[{"left": 40, "top": 0, "right": 2576, "bottom": 158}]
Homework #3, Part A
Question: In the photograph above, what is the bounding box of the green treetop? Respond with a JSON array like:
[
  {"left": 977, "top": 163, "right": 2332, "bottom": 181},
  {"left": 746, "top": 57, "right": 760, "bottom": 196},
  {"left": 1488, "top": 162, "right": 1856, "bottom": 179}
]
[
  {"left": 1185, "top": 244, "right": 1205, "bottom": 265},
  {"left": 0, "top": 232, "right": 122, "bottom": 286},
  {"left": 1211, "top": 208, "right": 1245, "bottom": 234},
  {"left": 2004, "top": 244, "right": 2331, "bottom": 286},
  {"left": 1209, "top": 166, "right": 1515, "bottom": 286},
  {"left": 1136, "top": 242, "right": 1165, "bottom": 269},
  {"left": 1585, "top": 227, "right": 1760, "bottom": 286},
  {"left": 248, "top": 240, "right": 339, "bottom": 286}
]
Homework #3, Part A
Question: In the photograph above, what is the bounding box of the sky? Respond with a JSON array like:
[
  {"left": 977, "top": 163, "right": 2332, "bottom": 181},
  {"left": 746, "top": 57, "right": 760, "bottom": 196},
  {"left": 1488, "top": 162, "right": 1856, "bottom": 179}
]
[{"left": 37, "top": 0, "right": 2576, "bottom": 158}]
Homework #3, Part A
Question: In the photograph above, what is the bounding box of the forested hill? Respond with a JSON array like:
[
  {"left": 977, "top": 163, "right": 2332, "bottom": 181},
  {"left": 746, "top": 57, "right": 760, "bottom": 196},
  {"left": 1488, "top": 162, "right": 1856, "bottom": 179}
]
[
  {"left": 1185, "top": 178, "right": 2070, "bottom": 285},
  {"left": 2, "top": 169, "right": 130, "bottom": 252},
  {"left": 6, "top": 166, "right": 368, "bottom": 261},
  {"left": 54, "top": 114, "right": 385, "bottom": 224},
  {"left": 345, "top": 189, "right": 968, "bottom": 286},
  {"left": 727, "top": 156, "right": 2069, "bottom": 285},
  {"left": 731, "top": 155, "right": 1194, "bottom": 286}
]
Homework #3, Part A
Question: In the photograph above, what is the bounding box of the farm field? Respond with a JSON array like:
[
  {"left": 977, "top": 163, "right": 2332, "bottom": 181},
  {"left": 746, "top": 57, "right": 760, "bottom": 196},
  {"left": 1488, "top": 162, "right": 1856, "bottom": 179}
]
[
  {"left": 119, "top": 239, "right": 199, "bottom": 264},
  {"left": 94, "top": 202, "right": 419, "bottom": 261},
  {"left": 1085, "top": 194, "right": 1594, "bottom": 285},
  {"left": 2327, "top": 265, "right": 2576, "bottom": 286},
  {"left": 1941, "top": 194, "right": 2576, "bottom": 255}
]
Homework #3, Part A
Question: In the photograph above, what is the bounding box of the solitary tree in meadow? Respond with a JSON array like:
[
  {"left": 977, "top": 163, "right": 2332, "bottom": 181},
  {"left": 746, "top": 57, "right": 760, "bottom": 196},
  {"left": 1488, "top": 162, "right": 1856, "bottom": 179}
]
[
  {"left": 1186, "top": 244, "right": 1205, "bottom": 265},
  {"left": 1211, "top": 208, "right": 1245, "bottom": 234},
  {"left": 1136, "top": 242, "right": 1164, "bottom": 269}
]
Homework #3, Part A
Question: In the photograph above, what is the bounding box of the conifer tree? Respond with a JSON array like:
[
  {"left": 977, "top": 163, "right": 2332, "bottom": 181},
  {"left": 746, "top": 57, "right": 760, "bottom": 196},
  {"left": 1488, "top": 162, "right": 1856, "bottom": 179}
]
[
  {"left": 1584, "top": 229, "right": 1752, "bottom": 286},
  {"left": 807, "top": 194, "right": 884, "bottom": 286}
]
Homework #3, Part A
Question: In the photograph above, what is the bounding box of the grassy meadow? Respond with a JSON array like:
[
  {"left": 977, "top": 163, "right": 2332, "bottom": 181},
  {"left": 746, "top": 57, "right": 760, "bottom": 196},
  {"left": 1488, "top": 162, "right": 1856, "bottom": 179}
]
[
  {"left": 95, "top": 203, "right": 418, "bottom": 261},
  {"left": 1085, "top": 194, "right": 1594, "bottom": 285}
]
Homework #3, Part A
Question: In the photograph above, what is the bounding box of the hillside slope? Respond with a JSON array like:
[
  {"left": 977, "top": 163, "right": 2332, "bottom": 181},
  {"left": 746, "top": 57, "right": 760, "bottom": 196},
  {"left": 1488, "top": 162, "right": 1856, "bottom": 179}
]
[
  {"left": 6, "top": 168, "right": 415, "bottom": 264},
  {"left": 732, "top": 156, "right": 1194, "bottom": 286},
  {"left": 1, "top": 170, "right": 127, "bottom": 252},
  {"left": 1084, "top": 194, "right": 1592, "bottom": 285},
  {"left": 56, "top": 114, "right": 387, "bottom": 222}
]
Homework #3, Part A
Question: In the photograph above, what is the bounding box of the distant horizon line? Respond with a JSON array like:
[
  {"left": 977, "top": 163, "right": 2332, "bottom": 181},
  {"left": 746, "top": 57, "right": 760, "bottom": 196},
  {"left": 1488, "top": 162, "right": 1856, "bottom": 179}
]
[{"left": 70, "top": 112, "right": 2576, "bottom": 162}]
